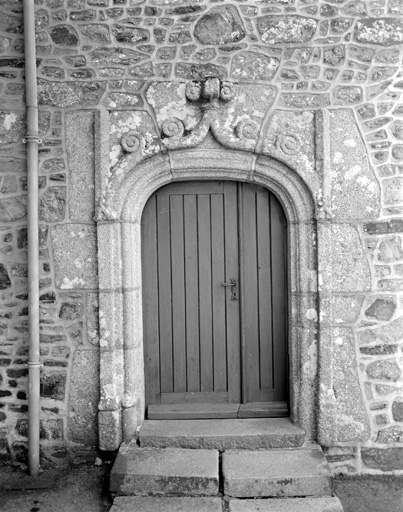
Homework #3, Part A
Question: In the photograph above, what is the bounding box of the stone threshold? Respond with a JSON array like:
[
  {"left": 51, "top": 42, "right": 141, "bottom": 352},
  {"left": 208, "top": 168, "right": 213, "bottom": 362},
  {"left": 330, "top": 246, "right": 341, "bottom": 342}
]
[{"left": 139, "top": 417, "right": 305, "bottom": 450}]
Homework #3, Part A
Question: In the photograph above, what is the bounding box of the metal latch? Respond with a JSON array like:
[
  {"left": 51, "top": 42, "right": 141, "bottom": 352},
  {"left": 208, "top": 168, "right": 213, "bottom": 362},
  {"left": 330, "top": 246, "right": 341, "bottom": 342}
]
[{"left": 222, "top": 278, "right": 238, "bottom": 301}]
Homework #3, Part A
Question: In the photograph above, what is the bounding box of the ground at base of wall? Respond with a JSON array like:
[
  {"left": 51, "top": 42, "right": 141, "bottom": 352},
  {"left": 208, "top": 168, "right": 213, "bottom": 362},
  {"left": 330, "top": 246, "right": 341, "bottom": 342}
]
[
  {"left": 333, "top": 475, "right": 403, "bottom": 512},
  {"left": 0, "top": 463, "right": 112, "bottom": 512},
  {"left": 0, "top": 465, "right": 402, "bottom": 512}
]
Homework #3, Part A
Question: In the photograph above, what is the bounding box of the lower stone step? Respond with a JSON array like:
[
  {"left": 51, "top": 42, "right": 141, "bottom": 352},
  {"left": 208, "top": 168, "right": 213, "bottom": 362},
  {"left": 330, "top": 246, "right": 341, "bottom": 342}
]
[
  {"left": 223, "top": 446, "right": 333, "bottom": 498},
  {"left": 229, "top": 497, "right": 344, "bottom": 511},
  {"left": 139, "top": 418, "right": 305, "bottom": 450},
  {"left": 110, "top": 446, "right": 219, "bottom": 497},
  {"left": 110, "top": 496, "right": 223, "bottom": 512},
  {"left": 109, "top": 496, "right": 344, "bottom": 512}
]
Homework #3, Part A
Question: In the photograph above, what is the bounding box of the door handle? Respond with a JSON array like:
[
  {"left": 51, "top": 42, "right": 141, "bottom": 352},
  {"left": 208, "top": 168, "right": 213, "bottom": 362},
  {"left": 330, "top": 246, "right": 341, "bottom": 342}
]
[{"left": 222, "top": 278, "right": 238, "bottom": 301}]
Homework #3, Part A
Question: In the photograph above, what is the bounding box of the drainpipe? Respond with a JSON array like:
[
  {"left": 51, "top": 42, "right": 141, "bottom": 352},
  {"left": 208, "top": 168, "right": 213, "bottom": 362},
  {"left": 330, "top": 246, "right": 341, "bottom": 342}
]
[{"left": 23, "top": 0, "right": 41, "bottom": 477}]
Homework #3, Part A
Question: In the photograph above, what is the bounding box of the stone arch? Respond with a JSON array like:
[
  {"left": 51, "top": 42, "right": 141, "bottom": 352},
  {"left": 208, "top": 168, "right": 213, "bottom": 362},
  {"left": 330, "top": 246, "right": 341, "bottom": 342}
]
[{"left": 97, "top": 148, "right": 319, "bottom": 450}]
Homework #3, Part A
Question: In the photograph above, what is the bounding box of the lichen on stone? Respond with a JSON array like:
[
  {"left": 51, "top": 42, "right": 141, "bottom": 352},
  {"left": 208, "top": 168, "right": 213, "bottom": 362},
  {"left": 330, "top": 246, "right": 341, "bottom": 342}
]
[
  {"left": 355, "top": 19, "right": 403, "bottom": 46},
  {"left": 256, "top": 16, "right": 318, "bottom": 45},
  {"left": 230, "top": 51, "right": 279, "bottom": 81}
]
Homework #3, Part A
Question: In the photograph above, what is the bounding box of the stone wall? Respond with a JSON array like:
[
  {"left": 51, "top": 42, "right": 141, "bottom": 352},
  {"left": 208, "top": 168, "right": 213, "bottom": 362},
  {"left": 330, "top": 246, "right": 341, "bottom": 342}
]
[
  {"left": 1, "top": 0, "right": 403, "bottom": 473},
  {"left": 0, "top": 108, "right": 100, "bottom": 463}
]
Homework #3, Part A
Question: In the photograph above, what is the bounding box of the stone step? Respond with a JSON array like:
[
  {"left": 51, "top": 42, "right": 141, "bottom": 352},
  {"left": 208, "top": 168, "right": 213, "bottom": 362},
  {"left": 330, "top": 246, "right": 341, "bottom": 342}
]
[
  {"left": 229, "top": 497, "right": 344, "bottom": 511},
  {"left": 109, "top": 496, "right": 344, "bottom": 512},
  {"left": 139, "top": 418, "right": 305, "bottom": 450},
  {"left": 223, "top": 446, "right": 333, "bottom": 498},
  {"left": 110, "top": 446, "right": 219, "bottom": 497},
  {"left": 110, "top": 496, "right": 223, "bottom": 512}
]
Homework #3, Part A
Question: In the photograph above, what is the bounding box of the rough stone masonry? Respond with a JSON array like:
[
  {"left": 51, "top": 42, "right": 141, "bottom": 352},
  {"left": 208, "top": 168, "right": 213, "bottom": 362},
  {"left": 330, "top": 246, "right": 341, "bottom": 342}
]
[{"left": 1, "top": 0, "right": 403, "bottom": 475}]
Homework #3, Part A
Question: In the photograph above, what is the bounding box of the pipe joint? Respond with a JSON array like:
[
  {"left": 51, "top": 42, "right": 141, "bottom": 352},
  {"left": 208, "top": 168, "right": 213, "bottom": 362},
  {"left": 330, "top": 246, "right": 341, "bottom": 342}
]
[
  {"left": 27, "top": 361, "right": 43, "bottom": 369},
  {"left": 23, "top": 135, "right": 42, "bottom": 144}
]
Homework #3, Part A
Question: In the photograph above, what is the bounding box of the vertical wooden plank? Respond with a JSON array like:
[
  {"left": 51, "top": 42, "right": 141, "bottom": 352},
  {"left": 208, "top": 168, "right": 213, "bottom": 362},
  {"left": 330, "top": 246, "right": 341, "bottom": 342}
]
[
  {"left": 211, "top": 194, "right": 227, "bottom": 392},
  {"left": 198, "top": 195, "right": 214, "bottom": 392},
  {"left": 270, "top": 194, "right": 287, "bottom": 401},
  {"left": 256, "top": 190, "right": 274, "bottom": 392},
  {"left": 241, "top": 184, "right": 260, "bottom": 402},
  {"left": 184, "top": 195, "right": 200, "bottom": 392},
  {"left": 224, "top": 183, "right": 241, "bottom": 403},
  {"left": 170, "top": 194, "right": 186, "bottom": 393},
  {"left": 157, "top": 194, "right": 173, "bottom": 393},
  {"left": 142, "top": 196, "right": 160, "bottom": 404},
  {"left": 238, "top": 185, "right": 247, "bottom": 404}
]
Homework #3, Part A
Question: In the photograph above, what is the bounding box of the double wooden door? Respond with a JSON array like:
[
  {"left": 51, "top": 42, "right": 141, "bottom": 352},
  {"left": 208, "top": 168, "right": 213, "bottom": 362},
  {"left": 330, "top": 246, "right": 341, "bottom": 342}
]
[{"left": 141, "top": 181, "right": 288, "bottom": 418}]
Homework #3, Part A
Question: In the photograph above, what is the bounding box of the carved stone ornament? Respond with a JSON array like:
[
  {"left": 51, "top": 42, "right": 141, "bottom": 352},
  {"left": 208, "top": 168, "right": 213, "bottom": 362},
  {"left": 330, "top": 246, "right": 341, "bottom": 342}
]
[
  {"left": 236, "top": 118, "right": 259, "bottom": 141},
  {"left": 316, "top": 198, "right": 333, "bottom": 220},
  {"left": 278, "top": 133, "right": 302, "bottom": 155},
  {"left": 161, "top": 77, "right": 257, "bottom": 151},
  {"left": 185, "top": 78, "right": 235, "bottom": 103},
  {"left": 121, "top": 131, "right": 141, "bottom": 153},
  {"left": 161, "top": 118, "right": 185, "bottom": 139},
  {"left": 266, "top": 132, "right": 302, "bottom": 156}
]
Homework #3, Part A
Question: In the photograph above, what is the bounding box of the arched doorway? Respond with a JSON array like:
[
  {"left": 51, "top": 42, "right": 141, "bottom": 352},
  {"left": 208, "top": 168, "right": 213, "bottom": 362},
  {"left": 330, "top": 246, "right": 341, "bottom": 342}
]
[
  {"left": 97, "top": 150, "right": 319, "bottom": 449},
  {"left": 141, "top": 181, "right": 288, "bottom": 419}
]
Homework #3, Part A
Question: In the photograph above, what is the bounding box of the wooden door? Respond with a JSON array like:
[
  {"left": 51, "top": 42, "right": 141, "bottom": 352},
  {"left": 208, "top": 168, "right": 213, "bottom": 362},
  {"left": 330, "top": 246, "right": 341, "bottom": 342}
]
[
  {"left": 142, "top": 181, "right": 287, "bottom": 419},
  {"left": 239, "top": 184, "right": 288, "bottom": 416}
]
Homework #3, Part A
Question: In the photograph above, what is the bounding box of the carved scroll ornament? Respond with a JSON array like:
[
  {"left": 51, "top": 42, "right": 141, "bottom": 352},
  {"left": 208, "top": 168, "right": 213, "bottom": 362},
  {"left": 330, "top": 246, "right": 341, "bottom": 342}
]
[{"left": 160, "top": 77, "right": 259, "bottom": 151}]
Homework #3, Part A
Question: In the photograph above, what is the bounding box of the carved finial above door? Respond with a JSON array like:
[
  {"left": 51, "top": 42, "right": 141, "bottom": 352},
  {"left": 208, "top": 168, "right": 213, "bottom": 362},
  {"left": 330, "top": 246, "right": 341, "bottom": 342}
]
[{"left": 184, "top": 77, "right": 235, "bottom": 103}]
